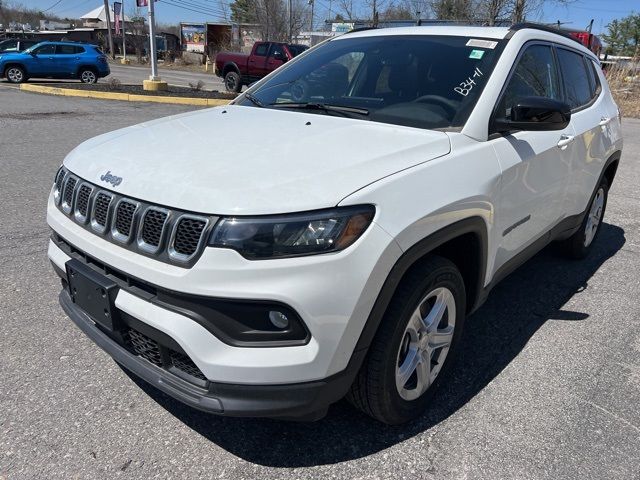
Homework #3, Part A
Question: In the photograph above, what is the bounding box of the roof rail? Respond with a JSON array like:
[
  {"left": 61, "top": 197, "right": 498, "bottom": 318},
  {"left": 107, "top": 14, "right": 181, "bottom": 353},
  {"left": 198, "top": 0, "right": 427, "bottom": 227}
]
[
  {"left": 342, "top": 26, "right": 378, "bottom": 35},
  {"left": 509, "top": 22, "right": 582, "bottom": 44}
]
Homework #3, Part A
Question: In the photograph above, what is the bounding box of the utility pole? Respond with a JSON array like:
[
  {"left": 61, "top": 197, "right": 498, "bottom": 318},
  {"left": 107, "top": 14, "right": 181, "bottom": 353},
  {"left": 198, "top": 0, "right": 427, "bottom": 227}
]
[
  {"left": 121, "top": 0, "right": 128, "bottom": 63},
  {"left": 103, "top": 0, "right": 115, "bottom": 59},
  {"left": 288, "top": 0, "right": 292, "bottom": 42},
  {"left": 143, "top": 0, "right": 167, "bottom": 90},
  {"left": 309, "top": 0, "right": 314, "bottom": 31}
]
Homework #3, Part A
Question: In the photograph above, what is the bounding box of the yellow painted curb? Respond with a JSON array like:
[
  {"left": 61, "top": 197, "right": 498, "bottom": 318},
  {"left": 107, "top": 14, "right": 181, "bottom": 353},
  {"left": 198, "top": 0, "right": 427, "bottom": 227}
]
[{"left": 19, "top": 83, "right": 232, "bottom": 107}]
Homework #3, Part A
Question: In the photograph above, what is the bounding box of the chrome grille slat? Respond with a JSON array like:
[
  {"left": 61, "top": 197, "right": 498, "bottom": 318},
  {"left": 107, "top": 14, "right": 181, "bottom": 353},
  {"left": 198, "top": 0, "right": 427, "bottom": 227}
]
[
  {"left": 54, "top": 172, "right": 217, "bottom": 268},
  {"left": 61, "top": 176, "right": 78, "bottom": 214},
  {"left": 138, "top": 207, "right": 169, "bottom": 253},
  {"left": 74, "top": 183, "right": 93, "bottom": 223},
  {"left": 112, "top": 199, "right": 139, "bottom": 243},
  {"left": 91, "top": 191, "right": 114, "bottom": 234}
]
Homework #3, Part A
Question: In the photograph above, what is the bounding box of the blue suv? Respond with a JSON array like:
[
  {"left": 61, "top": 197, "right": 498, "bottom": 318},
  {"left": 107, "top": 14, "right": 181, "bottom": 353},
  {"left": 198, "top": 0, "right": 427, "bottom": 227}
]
[{"left": 0, "top": 41, "right": 110, "bottom": 84}]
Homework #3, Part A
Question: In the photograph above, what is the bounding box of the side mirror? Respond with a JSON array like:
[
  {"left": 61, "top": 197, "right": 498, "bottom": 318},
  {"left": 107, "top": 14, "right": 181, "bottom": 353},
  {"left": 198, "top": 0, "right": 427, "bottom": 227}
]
[
  {"left": 273, "top": 52, "right": 287, "bottom": 62},
  {"left": 30, "top": 51, "right": 37, "bottom": 56},
  {"left": 492, "top": 96, "right": 571, "bottom": 133}
]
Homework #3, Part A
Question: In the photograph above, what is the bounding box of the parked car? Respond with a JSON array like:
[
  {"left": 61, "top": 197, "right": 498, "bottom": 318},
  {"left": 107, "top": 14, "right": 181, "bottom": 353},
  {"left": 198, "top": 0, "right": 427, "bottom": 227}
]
[
  {"left": 0, "top": 38, "right": 39, "bottom": 53},
  {"left": 0, "top": 41, "right": 110, "bottom": 84},
  {"left": 215, "top": 41, "right": 308, "bottom": 92},
  {"left": 48, "top": 24, "right": 622, "bottom": 424}
]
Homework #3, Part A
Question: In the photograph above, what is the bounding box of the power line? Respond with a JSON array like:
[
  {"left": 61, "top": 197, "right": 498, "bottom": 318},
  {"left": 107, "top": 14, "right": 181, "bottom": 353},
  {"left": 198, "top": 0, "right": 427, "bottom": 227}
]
[
  {"left": 43, "top": 0, "right": 65, "bottom": 12},
  {"left": 160, "top": 0, "right": 226, "bottom": 18},
  {"left": 162, "top": 0, "right": 229, "bottom": 16}
]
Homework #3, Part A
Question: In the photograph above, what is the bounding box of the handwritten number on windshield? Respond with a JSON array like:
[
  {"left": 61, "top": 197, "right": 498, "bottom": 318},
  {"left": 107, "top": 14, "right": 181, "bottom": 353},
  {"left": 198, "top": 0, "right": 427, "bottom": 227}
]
[{"left": 454, "top": 67, "right": 484, "bottom": 97}]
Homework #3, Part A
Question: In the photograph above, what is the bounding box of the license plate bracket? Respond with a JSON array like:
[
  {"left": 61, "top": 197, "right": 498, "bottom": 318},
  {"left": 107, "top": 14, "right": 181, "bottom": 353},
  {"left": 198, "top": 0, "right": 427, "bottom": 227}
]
[{"left": 66, "top": 259, "right": 120, "bottom": 331}]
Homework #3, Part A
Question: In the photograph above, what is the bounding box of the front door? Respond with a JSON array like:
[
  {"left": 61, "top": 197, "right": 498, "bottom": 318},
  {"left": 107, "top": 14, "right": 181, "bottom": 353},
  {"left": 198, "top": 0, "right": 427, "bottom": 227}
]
[
  {"left": 26, "top": 44, "right": 56, "bottom": 77},
  {"left": 491, "top": 43, "right": 577, "bottom": 272}
]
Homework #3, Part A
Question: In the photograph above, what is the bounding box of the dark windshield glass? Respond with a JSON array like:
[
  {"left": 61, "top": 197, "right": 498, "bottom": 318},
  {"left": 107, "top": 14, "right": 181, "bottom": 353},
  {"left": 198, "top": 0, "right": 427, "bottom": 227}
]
[{"left": 237, "top": 35, "right": 504, "bottom": 130}]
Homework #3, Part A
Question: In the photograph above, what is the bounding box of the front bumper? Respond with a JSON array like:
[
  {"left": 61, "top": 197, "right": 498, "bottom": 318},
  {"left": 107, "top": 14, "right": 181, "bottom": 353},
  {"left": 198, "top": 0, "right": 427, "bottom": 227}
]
[{"left": 59, "top": 289, "right": 362, "bottom": 418}]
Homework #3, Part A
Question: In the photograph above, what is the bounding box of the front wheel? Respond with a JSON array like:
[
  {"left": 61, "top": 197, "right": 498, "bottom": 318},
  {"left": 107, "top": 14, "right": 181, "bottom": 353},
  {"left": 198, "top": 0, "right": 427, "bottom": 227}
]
[
  {"left": 347, "top": 256, "right": 466, "bottom": 424},
  {"left": 6, "top": 66, "right": 26, "bottom": 84},
  {"left": 224, "top": 71, "right": 241, "bottom": 93},
  {"left": 560, "top": 177, "right": 609, "bottom": 259},
  {"left": 79, "top": 68, "right": 97, "bottom": 84}
]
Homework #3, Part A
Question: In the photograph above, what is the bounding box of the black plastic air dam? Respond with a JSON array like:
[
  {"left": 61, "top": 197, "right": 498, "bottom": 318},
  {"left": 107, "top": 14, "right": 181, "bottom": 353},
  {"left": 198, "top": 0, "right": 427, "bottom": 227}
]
[{"left": 59, "top": 290, "right": 363, "bottom": 419}]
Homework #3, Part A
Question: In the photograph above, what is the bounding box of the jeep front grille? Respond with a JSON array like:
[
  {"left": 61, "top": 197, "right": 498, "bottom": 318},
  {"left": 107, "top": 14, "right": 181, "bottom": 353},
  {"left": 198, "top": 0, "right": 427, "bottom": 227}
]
[{"left": 53, "top": 167, "right": 217, "bottom": 267}]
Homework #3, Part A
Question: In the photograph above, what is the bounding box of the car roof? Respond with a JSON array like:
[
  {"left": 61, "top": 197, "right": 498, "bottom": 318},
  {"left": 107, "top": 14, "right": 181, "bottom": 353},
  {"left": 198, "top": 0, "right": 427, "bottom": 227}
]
[{"left": 332, "top": 24, "right": 597, "bottom": 59}]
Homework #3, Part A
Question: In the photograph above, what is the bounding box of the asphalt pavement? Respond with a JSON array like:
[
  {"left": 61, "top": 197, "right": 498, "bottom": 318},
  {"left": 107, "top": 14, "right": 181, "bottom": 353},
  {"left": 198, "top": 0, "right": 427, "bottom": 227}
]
[{"left": 0, "top": 86, "right": 639, "bottom": 479}]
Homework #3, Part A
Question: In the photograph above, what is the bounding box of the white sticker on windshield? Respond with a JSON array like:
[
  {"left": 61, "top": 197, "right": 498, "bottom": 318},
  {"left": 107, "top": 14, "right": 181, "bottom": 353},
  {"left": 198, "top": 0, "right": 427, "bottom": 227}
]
[{"left": 466, "top": 39, "right": 498, "bottom": 49}]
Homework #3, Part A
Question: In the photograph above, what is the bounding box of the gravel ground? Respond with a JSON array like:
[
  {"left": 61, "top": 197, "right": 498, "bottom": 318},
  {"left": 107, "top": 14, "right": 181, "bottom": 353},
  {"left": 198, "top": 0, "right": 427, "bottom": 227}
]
[{"left": 1, "top": 86, "right": 639, "bottom": 480}]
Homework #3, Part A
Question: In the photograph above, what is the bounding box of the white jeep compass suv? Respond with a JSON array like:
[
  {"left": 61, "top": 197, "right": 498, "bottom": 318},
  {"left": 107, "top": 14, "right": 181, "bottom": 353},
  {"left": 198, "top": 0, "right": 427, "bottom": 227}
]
[{"left": 47, "top": 24, "right": 623, "bottom": 424}]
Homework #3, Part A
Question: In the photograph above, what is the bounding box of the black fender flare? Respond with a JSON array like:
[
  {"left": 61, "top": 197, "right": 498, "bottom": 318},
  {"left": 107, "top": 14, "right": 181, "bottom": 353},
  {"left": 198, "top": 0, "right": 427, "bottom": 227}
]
[
  {"left": 354, "top": 216, "right": 488, "bottom": 355},
  {"left": 222, "top": 62, "right": 240, "bottom": 76}
]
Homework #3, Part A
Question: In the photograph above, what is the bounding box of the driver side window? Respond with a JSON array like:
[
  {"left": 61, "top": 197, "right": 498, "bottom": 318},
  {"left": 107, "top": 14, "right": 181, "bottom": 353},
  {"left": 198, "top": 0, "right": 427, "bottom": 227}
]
[
  {"left": 34, "top": 44, "right": 56, "bottom": 55},
  {"left": 498, "top": 44, "right": 561, "bottom": 120}
]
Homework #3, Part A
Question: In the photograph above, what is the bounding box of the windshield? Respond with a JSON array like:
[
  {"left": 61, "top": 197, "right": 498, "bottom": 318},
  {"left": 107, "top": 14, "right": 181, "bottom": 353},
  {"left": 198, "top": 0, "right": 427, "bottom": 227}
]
[{"left": 237, "top": 35, "right": 504, "bottom": 130}]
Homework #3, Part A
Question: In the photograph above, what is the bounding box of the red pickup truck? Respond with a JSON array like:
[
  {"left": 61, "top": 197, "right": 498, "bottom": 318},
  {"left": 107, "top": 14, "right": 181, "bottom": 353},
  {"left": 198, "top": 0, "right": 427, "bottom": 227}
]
[{"left": 215, "top": 41, "right": 308, "bottom": 92}]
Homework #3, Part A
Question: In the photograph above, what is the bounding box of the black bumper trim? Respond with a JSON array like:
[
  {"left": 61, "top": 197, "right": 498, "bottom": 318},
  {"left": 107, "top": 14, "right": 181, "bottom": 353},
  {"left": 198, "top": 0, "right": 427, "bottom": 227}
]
[{"left": 59, "top": 290, "right": 362, "bottom": 419}]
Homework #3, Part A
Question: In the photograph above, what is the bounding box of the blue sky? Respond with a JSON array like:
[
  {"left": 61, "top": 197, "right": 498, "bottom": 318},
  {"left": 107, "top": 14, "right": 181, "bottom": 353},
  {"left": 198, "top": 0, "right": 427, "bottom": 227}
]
[{"left": 23, "top": 0, "right": 639, "bottom": 35}]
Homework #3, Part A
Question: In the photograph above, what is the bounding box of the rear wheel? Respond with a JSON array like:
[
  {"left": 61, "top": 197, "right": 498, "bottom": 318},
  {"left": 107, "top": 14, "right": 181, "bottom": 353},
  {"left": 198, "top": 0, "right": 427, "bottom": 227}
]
[
  {"left": 79, "top": 68, "right": 97, "bottom": 84},
  {"left": 560, "top": 177, "right": 609, "bottom": 259},
  {"left": 6, "top": 66, "right": 26, "bottom": 84},
  {"left": 347, "top": 256, "right": 466, "bottom": 424},
  {"left": 224, "top": 71, "right": 241, "bottom": 93}
]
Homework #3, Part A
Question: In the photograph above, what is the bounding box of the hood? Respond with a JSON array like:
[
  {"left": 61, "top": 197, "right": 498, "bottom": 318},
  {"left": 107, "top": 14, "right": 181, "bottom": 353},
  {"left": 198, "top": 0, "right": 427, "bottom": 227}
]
[{"left": 63, "top": 105, "right": 451, "bottom": 215}]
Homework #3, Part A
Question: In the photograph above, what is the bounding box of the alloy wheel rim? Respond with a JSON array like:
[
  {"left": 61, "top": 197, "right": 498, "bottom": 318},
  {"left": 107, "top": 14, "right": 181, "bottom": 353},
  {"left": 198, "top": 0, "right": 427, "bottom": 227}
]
[
  {"left": 584, "top": 187, "right": 605, "bottom": 247},
  {"left": 395, "top": 286, "right": 456, "bottom": 401},
  {"left": 81, "top": 71, "right": 96, "bottom": 83},
  {"left": 8, "top": 68, "right": 22, "bottom": 82},
  {"left": 226, "top": 76, "right": 236, "bottom": 90}
]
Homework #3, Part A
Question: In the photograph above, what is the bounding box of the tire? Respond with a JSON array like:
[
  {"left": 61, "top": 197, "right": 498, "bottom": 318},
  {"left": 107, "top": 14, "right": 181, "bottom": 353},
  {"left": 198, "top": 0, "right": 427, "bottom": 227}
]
[
  {"left": 5, "top": 65, "right": 26, "bottom": 84},
  {"left": 347, "top": 255, "right": 466, "bottom": 424},
  {"left": 79, "top": 68, "right": 98, "bottom": 84},
  {"left": 560, "top": 177, "right": 609, "bottom": 259},
  {"left": 224, "top": 70, "right": 241, "bottom": 93}
]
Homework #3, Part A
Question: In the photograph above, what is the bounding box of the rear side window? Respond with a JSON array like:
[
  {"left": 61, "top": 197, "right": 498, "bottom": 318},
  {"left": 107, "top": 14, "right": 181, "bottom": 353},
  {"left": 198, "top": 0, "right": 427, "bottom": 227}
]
[
  {"left": 74, "top": 46, "right": 85, "bottom": 54},
  {"left": 557, "top": 48, "right": 592, "bottom": 109},
  {"left": 254, "top": 44, "right": 268, "bottom": 56},
  {"left": 585, "top": 58, "right": 601, "bottom": 99},
  {"left": 498, "top": 44, "right": 561, "bottom": 119},
  {"left": 56, "top": 45, "right": 76, "bottom": 54}
]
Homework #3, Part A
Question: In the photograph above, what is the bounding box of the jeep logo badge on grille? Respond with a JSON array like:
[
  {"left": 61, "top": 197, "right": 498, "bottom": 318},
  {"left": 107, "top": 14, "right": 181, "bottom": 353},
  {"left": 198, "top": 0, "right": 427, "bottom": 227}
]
[{"left": 100, "top": 171, "right": 123, "bottom": 187}]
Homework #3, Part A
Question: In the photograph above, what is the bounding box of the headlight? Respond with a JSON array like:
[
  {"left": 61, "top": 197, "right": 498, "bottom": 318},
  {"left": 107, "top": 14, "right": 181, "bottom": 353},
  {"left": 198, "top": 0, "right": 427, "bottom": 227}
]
[{"left": 209, "top": 205, "right": 375, "bottom": 259}]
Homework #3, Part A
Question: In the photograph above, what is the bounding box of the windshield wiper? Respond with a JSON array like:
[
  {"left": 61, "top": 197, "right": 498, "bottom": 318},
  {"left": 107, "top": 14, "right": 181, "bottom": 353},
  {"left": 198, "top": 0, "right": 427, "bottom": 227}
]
[
  {"left": 244, "top": 92, "right": 265, "bottom": 108},
  {"left": 269, "top": 102, "right": 369, "bottom": 116}
]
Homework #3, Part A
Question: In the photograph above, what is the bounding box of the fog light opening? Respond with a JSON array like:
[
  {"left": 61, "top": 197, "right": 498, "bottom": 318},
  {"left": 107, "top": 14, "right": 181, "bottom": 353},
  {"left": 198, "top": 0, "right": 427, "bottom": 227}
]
[{"left": 268, "top": 310, "right": 289, "bottom": 329}]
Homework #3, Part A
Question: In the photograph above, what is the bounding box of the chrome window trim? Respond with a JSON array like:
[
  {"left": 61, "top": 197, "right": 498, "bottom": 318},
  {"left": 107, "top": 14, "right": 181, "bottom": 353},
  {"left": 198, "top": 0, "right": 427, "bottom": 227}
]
[
  {"left": 137, "top": 207, "right": 171, "bottom": 255},
  {"left": 61, "top": 174, "right": 79, "bottom": 214},
  {"left": 168, "top": 214, "right": 210, "bottom": 263},
  {"left": 73, "top": 182, "right": 95, "bottom": 224},
  {"left": 90, "top": 190, "right": 115, "bottom": 235},
  {"left": 111, "top": 198, "right": 141, "bottom": 244}
]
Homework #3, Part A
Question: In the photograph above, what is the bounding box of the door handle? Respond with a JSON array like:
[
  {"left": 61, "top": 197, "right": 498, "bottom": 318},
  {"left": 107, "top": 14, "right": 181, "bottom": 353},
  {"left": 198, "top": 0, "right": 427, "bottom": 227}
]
[
  {"left": 557, "top": 134, "right": 575, "bottom": 149},
  {"left": 599, "top": 116, "right": 611, "bottom": 126}
]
